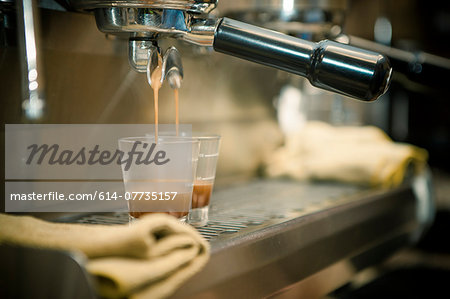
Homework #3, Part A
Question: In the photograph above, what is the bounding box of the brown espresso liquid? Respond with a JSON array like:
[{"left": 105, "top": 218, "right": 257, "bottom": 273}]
[
  {"left": 151, "top": 55, "right": 163, "bottom": 141},
  {"left": 130, "top": 211, "right": 189, "bottom": 219},
  {"left": 174, "top": 88, "right": 179, "bottom": 136},
  {"left": 129, "top": 192, "right": 191, "bottom": 219},
  {"left": 192, "top": 181, "right": 214, "bottom": 209}
]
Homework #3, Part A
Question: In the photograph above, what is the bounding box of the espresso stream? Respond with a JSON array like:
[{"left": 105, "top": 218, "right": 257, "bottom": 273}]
[
  {"left": 151, "top": 63, "right": 180, "bottom": 138},
  {"left": 151, "top": 55, "right": 163, "bottom": 141},
  {"left": 174, "top": 88, "right": 179, "bottom": 135},
  {"left": 142, "top": 58, "right": 210, "bottom": 219}
]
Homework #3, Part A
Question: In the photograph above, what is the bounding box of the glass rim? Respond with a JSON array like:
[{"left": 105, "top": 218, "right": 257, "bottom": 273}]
[
  {"left": 144, "top": 133, "right": 221, "bottom": 141},
  {"left": 118, "top": 136, "right": 200, "bottom": 144},
  {"left": 194, "top": 134, "right": 221, "bottom": 141}
]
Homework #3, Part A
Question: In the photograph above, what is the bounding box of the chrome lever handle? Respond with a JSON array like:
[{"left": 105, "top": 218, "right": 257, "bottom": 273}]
[{"left": 214, "top": 18, "right": 392, "bottom": 101}]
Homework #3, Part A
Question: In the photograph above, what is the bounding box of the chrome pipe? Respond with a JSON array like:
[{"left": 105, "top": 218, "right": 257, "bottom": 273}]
[{"left": 16, "top": 0, "right": 46, "bottom": 120}]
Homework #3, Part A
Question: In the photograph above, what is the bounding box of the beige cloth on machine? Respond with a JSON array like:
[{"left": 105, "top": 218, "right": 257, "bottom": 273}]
[
  {"left": 265, "top": 122, "right": 428, "bottom": 188},
  {"left": 0, "top": 213, "right": 209, "bottom": 299}
]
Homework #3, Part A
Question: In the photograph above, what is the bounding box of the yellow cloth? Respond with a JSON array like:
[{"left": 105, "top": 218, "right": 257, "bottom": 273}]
[
  {"left": 0, "top": 213, "right": 209, "bottom": 299},
  {"left": 265, "top": 122, "right": 428, "bottom": 188}
]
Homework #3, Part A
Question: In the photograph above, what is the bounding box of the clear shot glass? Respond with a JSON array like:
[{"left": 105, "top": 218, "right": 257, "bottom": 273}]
[
  {"left": 188, "top": 135, "right": 221, "bottom": 226},
  {"left": 118, "top": 136, "right": 199, "bottom": 221}
]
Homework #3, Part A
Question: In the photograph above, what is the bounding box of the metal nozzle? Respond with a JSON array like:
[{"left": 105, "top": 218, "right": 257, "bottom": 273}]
[
  {"left": 144, "top": 45, "right": 184, "bottom": 89},
  {"left": 146, "top": 45, "right": 163, "bottom": 89},
  {"left": 163, "top": 47, "right": 184, "bottom": 89}
]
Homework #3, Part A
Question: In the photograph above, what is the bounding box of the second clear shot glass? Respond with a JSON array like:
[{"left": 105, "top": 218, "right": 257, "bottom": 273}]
[{"left": 188, "top": 135, "right": 221, "bottom": 226}]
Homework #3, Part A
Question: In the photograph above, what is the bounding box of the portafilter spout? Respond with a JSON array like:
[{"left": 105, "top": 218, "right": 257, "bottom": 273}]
[
  {"left": 146, "top": 45, "right": 184, "bottom": 89},
  {"left": 71, "top": 1, "right": 392, "bottom": 101}
]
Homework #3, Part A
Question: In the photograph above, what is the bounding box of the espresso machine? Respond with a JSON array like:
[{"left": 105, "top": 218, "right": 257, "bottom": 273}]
[
  {"left": 8, "top": 0, "right": 393, "bottom": 122},
  {"left": 71, "top": 0, "right": 393, "bottom": 102},
  {"left": 0, "top": 0, "right": 441, "bottom": 298}
]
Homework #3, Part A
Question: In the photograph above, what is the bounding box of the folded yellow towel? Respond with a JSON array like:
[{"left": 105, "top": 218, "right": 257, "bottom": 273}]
[
  {"left": 0, "top": 213, "right": 209, "bottom": 299},
  {"left": 265, "top": 122, "right": 428, "bottom": 188}
]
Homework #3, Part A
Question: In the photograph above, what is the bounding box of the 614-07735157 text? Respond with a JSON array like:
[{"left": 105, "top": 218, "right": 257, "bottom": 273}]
[{"left": 9, "top": 191, "right": 178, "bottom": 201}]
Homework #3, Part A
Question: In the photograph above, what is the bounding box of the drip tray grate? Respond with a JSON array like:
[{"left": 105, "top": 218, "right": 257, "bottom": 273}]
[
  {"left": 72, "top": 212, "right": 267, "bottom": 241},
  {"left": 69, "top": 180, "right": 365, "bottom": 242}
]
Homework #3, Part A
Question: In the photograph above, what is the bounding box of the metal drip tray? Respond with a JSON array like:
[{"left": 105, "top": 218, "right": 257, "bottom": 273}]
[
  {"left": 70, "top": 181, "right": 365, "bottom": 242},
  {"left": 64, "top": 178, "right": 429, "bottom": 298},
  {"left": 175, "top": 179, "right": 428, "bottom": 298}
]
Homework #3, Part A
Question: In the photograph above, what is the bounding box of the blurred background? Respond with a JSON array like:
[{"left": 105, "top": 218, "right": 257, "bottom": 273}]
[{"left": 1, "top": 0, "right": 450, "bottom": 297}]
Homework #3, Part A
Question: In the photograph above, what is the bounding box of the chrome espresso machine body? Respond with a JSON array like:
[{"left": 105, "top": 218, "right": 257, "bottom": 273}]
[{"left": 73, "top": 0, "right": 392, "bottom": 101}]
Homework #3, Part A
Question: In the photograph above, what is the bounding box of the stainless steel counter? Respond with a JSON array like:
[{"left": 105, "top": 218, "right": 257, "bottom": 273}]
[
  {"left": 1, "top": 177, "right": 433, "bottom": 298},
  {"left": 172, "top": 180, "right": 428, "bottom": 298}
]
